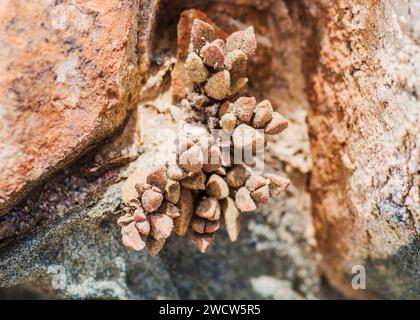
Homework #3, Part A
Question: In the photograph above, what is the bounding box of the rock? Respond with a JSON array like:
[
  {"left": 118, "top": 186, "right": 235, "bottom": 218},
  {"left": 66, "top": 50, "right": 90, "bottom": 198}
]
[
  {"left": 221, "top": 197, "right": 241, "bottom": 242},
  {"left": 235, "top": 187, "right": 257, "bottom": 213},
  {"left": 174, "top": 188, "right": 194, "bottom": 237},
  {"left": 204, "top": 70, "right": 231, "bottom": 100},
  {"left": 0, "top": 0, "right": 149, "bottom": 215},
  {"left": 305, "top": 0, "right": 420, "bottom": 298},
  {"left": 206, "top": 174, "right": 229, "bottom": 199}
]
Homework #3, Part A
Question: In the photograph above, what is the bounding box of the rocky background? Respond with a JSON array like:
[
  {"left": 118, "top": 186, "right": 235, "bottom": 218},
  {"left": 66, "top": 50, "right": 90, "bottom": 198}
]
[{"left": 0, "top": 0, "right": 418, "bottom": 299}]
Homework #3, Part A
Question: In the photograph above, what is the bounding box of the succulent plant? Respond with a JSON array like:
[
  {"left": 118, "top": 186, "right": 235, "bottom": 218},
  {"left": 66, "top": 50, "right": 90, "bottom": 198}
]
[{"left": 119, "top": 18, "right": 290, "bottom": 255}]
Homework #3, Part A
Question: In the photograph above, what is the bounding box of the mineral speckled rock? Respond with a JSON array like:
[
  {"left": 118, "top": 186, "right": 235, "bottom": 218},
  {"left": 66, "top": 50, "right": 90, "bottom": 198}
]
[{"left": 0, "top": 0, "right": 146, "bottom": 215}]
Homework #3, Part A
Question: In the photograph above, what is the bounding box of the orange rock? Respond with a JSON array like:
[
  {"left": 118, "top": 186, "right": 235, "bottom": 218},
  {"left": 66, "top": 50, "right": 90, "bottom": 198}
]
[{"left": 0, "top": 0, "right": 146, "bottom": 215}]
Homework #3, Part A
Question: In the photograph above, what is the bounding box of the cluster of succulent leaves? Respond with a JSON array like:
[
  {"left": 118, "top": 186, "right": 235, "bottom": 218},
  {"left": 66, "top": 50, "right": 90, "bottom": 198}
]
[{"left": 118, "top": 19, "right": 290, "bottom": 255}]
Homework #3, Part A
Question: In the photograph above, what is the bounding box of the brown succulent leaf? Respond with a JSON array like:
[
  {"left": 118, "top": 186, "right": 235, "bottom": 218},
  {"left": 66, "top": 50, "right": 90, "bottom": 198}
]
[
  {"left": 195, "top": 197, "right": 221, "bottom": 221},
  {"left": 146, "top": 238, "right": 166, "bottom": 256},
  {"left": 158, "top": 201, "right": 181, "bottom": 218},
  {"left": 229, "top": 77, "right": 248, "bottom": 97},
  {"left": 167, "top": 160, "right": 187, "bottom": 181},
  {"left": 191, "top": 216, "right": 206, "bottom": 234},
  {"left": 174, "top": 188, "right": 194, "bottom": 236},
  {"left": 164, "top": 179, "right": 181, "bottom": 204},
  {"left": 180, "top": 170, "right": 206, "bottom": 190},
  {"left": 221, "top": 197, "right": 241, "bottom": 242},
  {"left": 135, "top": 183, "right": 152, "bottom": 197},
  {"left": 133, "top": 208, "right": 147, "bottom": 222},
  {"left": 264, "top": 173, "right": 290, "bottom": 196},
  {"left": 141, "top": 189, "right": 164, "bottom": 213},
  {"left": 251, "top": 185, "right": 270, "bottom": 204},
  {"left": 191, "top": 233, "right": 214, "bottom": 253},
  {"left": 149, "top": 213, "right": 174, "bottom": 240},
  {"left": 121, "top": 222, "right": 145, "bottom": 251},
  {"left": 117, "top": 214, "right": 135, "bottom": 227},
  {"left": 264, "top": 112, "right": 288, "bottom": 135},
  {"left": 135, "top": 220, "right": 151, "bottom": 236},
  {"left": 147, "top": 165, "right": 168, "bottom": 190},
  {"left": 179, "top": 145, "right": 204, "bottom": 173},
  {"left": 225, "top": 30, "right": 244, "bottom": 52},
  {"left": 232, "top": 124, "right": 264, "bottom": 151},
  {"left": 202, "top": 145, "right": 222, "bottom": 172},
  {"left": 191, "top": 19, "right": 215, "bottom": 53},
  {"left": 204, "top": 70, "right": 231, "bottom": 100},
  {"left": 200, "top": 40, "right": 225, "bottom": 69},
  {"left": 233, "top": 97, "right": 256, "bottom": 123},
  {"left": 225, "top": 164, "right": 247, "bottom": 188},
  {"left": 185, "top": 51, "right": 209, "bottom": 83},
  {"left": 252, "top": 99, "right": 273, "bottom": 128},
  {"left": 241, "top": 27, "right": 257, "bottom": 58},
  {"left": 235, "top": 187, "right": 257, "bottom": 213},
  {"left": 127, "top": 198, "right": 141, "bottom": 209},
  {"left": 224, "top": 50, "right": 247, "bottom": 76},
  {"left": 205, "top": 220, "right": 220, "bottom": 233},
  {"left": 220, "top": 112, "right": 237, "bottom": 133},
  {"left": 206, "top": 174, "right": 229, "bottom": 199},
  {"left": 218, "top": 101, "right": 233, "bottom": 117},
  {"left": 245, "top": 174, "right": 268, "bottom": 191}
]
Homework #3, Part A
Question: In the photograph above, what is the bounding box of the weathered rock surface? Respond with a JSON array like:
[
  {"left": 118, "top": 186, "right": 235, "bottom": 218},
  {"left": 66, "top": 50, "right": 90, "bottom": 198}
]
[
  {"left": 1, "top": 0, "right": 418, "bottom": 300},
  {"left": 0, "top": 0, "right": 159, "bottom": 215},
  {"left": 304, "top": 0, "right": 420, "bottom": 299}
]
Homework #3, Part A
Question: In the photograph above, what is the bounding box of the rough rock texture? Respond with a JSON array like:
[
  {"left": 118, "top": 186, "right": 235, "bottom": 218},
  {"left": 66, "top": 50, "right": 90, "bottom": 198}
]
[
  {"left": 304, "top": 0, "right": 420, "bottom": 299},
  {"left": 0, "top": 0, "right": 159, "bottom": 215}
]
